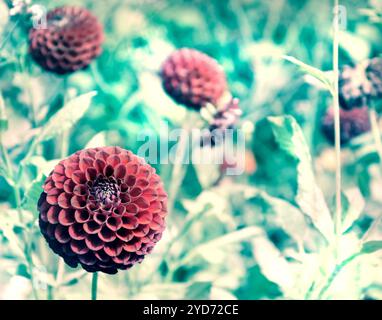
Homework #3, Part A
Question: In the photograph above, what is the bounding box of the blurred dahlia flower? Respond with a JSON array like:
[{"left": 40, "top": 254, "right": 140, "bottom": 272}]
[
  {"left": 161, "top": 48, "right": 227, "bottom": 110},
  {"left": 38, "top": 147, "right": 167, "bottom": 274},
  {"left": 339, "top": 57, "right": 382, "bottom": 110},
  {"left": 321, "top": 106, "right": 371, "bottom": 145},
  {"left": 29, "top": 6, "right": 104, "bottom": 75},
  {"left": 200, "top": 98, "right": 242, "bottom": 147}
]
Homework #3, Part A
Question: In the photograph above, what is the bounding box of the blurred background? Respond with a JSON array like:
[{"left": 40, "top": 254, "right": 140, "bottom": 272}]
[{"left": 0, "top": 0, "right": 381, "bottom": 300}]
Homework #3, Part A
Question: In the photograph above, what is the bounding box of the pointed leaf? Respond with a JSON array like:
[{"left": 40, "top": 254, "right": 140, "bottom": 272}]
[
  {"left": 36, "top": 91, "right": 97, "bottom": 143},
  {"left": 268, "top": 116, "right": 334, "bottom": 241},
  {"left": 362, "top": 241, "right": 382, "bottom": 254},
  {"left": 341, "top": 188, "right": 365, "bottom": 233},
  {"left": 283, "top": 55, "right": 333, "bottom": 92},
  {"left": 21, "top": 175, "right": 46, "bottom": 216}
]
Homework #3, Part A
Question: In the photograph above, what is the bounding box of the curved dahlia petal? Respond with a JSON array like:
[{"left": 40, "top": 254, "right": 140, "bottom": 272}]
[
  {"left": 29, "top": 6, "right": 104, "bottom": 75},
  {"left": 161, "top": 48, "right": 227, "bottom": 110},
  {"left": 38, "top": 147, "right": 168, "bottom": 274}
]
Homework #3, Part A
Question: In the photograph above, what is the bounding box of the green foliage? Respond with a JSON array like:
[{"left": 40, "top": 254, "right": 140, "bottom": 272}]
[
  {"left": 21, "top": 175, "right": 46, "bottom": 216},
  {"left": 362, "top": 241, "right": 382, "bottom": 254},
  {"left": 283, "top": 55, "right": 333, "bottom": 92},
  {"left": 0, "top": 0, "right": 381, "bottom": 301},
  {"left": 34, "top": 91, "right": 97, "bottom": 144},
  {"left": 268, "top": 115, "right": 334, "bottom": 242}
]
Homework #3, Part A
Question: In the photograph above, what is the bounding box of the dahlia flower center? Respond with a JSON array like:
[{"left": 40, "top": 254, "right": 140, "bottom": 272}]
[{"left": 90, "top": 176, "right": 120, "bottom": 205}]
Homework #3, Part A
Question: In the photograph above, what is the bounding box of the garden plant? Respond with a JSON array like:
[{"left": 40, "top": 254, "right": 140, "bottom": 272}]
[{"left": 0, "top": 0, "right": 381, "bottom": 300}]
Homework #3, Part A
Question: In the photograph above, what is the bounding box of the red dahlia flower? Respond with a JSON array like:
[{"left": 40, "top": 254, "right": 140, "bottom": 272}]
[
  {"left": 161, "top": 48, "right": 227, "bottom": 110},
  {"left": 38, "top": 147, "right": 167, "bottom": 274},
  {"left": 29, "top": 6, "right": 104, "bottom": 75},
  {"left": 321, "top": 106, "right": 370, "bottom": 145},
  {"left": 339, "top": 57, "right": 382, "bottom": 110}
]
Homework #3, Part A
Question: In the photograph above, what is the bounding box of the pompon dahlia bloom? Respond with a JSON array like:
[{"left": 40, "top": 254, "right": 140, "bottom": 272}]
[
  {"left": 29, "top": 6, "right": 104, "bottom": 75},
  {"left": 339, "top": 57, "right": 382, "bottom": 110},
  {"left": 321, "top": 106, "right": 371, "bottom": 145},
  {"left": 37, "top": 147, "right": 167, "bottom": 274},
  {"left": 161, "top": 48, "right": 227, "bottom": 110}
]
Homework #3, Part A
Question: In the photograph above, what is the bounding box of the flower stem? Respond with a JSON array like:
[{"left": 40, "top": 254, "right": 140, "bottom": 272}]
[
  {"left": 167, "top": 121, "right": 190, "bottom": 214},
  {"left": 0, "top": 93, "right": 39, "bottom": 299},
  {"left": 366, "top": 107, "right": 382, "bottom": 241},
  {"left": 332, "top": 0, "right": 342, "bottom": 253},
  {"left": 1, "top": 135, "right": 39, "bottom": 299},
  {"left": 60, "top": 78, "right": 70, "bottom": 158},
  {"left": 91, "top": 272, "right": 98, "bottom": 300},
  {"left": 56, "top": 258, "right": 66, "bottom": 286},
  {"left": 369, "top": 107, "right": 382, "bottom": 172},
  {"left": 13, "top": 184, "right": 39, "bottom": 300}
]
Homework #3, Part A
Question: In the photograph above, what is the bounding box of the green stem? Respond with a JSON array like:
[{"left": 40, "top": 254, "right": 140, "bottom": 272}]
[
  {"left": 1, "top": 129, "right": 39, "bottom": 299},
  {"left": 317, "top": 253, "right": 360, "bottom": 299},
  {"left": 1, "top": 99, "right": 38, "bottom": 300},
  {"left": 0, "top": 133, "right": 13, "bottom": 180},
  {"left": 1, "top": 132, "right": 39, "bottom": 300},
  {"left": 369, "top": 107, "right": 382, "bottom": 172},
  {"left": 56, "top": 258, "right": 66, "bottom": 286},
  {"left": 47, "top": 286, "right": 53, "bottom": 300},
  {"left": 60, "top": 78, "right": 70, "bottom": 158},
  {"left": 332, "top": 0, "right": 342, "bottom": 254},
  {"left": 308, "top": 1, "right": 343, "bottom": 300},
  {"left": 13, "top": 185, "right": 25, "bottom": 224},
  {"left": 304, "top": 281, "right": 317, "bottom": 300},
  {"left": 60, "top": 130, "right": 69, "bottom": 158},
  {"left": 22, "top": 139, "right": 39, "bottom": 166},
  {"left": 0, "top": 19, "right": 20, "bottom": 51},
  {"left": 13, "top": 185, "right": 39, "bottom": 300},
  {"left": 162, "top": 205, "right": 210, "bottom": 282},
  {"left": 91, "top": 272, "right": 98, "bottom": 300},
  {"left": 166, "top": 122, "right": 190, "bottom": 215},
  {"left": 119, "top": 92, "right": 142, "bottom": 118},
  {"left": 90, "top": 63, "right": 114, "bottom": 95}
]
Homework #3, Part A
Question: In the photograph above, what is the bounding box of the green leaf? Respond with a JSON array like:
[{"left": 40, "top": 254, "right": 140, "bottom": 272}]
[
  {"left": 28, "top": 156, "right": 60, "bottom": 177},
  {"left": 268, "top": 116, "right": 334, "bottom": 242},
  {"left": 184, "top": 226, "right": 262, "bottom": 262},
  {"left": 250, "top": 190, "right": 308, "bottom": 244},
  {"left": 36, "top": 91, "right": 97, "bottom": 143},
  {"left": 0, "top": 119, "right": 7, "bottom": 132},
  {"left": 0, "top": 210, "right": 28, "bottom": 259},
  {"left": 251, "top": 235, "right": 295, "bottom": 296},
  {"left": 85, "top": 131, "right": 107, "bottom": 149},
  {"left": 186, "top": 282, "right": 212, "bottom": 299},
  {"left": 22, "top": 175, "right": 46, "bottom": 216},
  {"left": 60, "top": 270, "right": 87, "bottom": 287},
  {"left": 340, "top": 188, "right": 365, "bottom": 233},
  {"left": 16, "top": 264, "right": 30, "bottom": 279},
  {"left": 283, "top": 55, "right": 333, "bottom": 92},
  {"left": 0, "top": 91, "right": 7, "bottom": 132},
  {"left": 361, "top": 241, "right": 382, "bottom": 254}
]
